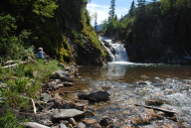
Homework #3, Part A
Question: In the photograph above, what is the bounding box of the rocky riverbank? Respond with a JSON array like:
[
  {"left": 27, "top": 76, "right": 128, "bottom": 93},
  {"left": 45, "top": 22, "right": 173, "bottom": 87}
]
[
  {"left": 20, "top": 64, "right": 191, "bottom": 128},
  {"left": 22, "top": 65, "right": 114, "bottom": 128}
]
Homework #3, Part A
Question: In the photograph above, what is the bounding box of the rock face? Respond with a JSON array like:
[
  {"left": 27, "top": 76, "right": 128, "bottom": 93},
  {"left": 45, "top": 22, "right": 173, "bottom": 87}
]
[
  {"left": 78, "top": 91, "right": 110, "bottom": 103},
  {"left": 104, "top": 2, "right": 191, "bottom": 64},
  {"left": 0, "top": 0, "right": 108, "bottom": 65}
]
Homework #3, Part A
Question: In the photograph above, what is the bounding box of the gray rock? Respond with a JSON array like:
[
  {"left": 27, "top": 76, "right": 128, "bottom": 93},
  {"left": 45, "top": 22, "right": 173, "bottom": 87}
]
[
  {"left": 78, "top": 91, "right": 110, "bottom": 103},
  {"left": 40, "top": 93, "right": 52, "bottom": 103},
  {"left": 77, "top": 123, "right": 86, "bottom": 128},
  {"left": 52, "top": 70, "right": 74, "bottom": 82},
  {"left": 52, "top": 109, "right": 84, "bottom": 119},
  {"left": 59, "top": 123, "right": 68, "bottom": 128}
]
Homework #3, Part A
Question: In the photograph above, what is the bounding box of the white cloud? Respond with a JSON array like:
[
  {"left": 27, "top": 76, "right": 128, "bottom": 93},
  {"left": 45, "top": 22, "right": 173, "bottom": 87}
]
[{"left": 87, "top": 3, "right": 129, "bottom": 25}]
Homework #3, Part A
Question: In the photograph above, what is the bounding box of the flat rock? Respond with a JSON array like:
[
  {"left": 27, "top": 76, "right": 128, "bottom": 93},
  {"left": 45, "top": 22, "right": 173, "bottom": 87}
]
[{"left": 51, "top": 109, "right": 84, "bottom": 119}]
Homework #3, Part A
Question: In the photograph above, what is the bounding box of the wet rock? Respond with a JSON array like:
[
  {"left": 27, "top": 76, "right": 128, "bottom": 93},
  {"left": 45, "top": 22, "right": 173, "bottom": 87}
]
[
  {"left": 78, "top": 91, "right": 110, "bottom": 103},
  {"left": 77, "top": 123, "right": 86, "bottom": 128},
  {"left": 51, "top": 70, "right": 74, "bottom": 82},
  {"left": 99, "top": 117, "right": 113, "bottom": 127},
  {"left": 51, "top": 109, "right": 84, "bottom": 120}
]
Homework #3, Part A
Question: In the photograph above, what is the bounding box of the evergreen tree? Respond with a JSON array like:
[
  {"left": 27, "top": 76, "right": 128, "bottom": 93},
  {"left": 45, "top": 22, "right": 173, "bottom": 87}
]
[
  {"left": 108, "top": 0, "right": 116, "bottom": 21},
  {"left": 129, "top": 0, "right": 135, "bottom": 16},
  {"left": 137, "top": 0, "right": 146, "bottom": 7}
]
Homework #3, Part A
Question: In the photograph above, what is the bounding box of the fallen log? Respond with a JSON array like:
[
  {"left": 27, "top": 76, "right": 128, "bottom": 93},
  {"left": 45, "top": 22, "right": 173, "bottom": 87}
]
[
  {"left": 22, "top": 122, "right": 50, "bottom": 128},
  {"left": 134, "top": 104, "right": 176, "bottom": 117},
  {"left": 2, "top": 61, "right": 28, "bottom": 69}
]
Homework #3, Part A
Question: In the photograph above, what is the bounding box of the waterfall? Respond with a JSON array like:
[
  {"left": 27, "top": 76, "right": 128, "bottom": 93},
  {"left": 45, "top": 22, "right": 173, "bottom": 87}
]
[{"left": 100, "top": 37, "right": 128, "bottom": 62}]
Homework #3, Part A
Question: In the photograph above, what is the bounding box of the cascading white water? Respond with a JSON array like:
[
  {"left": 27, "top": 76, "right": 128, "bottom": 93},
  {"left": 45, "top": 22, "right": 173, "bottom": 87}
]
[{"left": 100, "top": 37, "right": 128, "bottom": 62}]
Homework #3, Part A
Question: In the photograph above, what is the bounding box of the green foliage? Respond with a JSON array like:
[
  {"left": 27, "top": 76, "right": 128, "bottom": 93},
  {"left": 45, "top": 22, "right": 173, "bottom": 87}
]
[
  {"left": 33, "top": 0, "right": 58, "bottom": 18},
  {"left": 0, "top": 14, "right": 17, "bottom": 37},
  {"left": 137, "top": 0, "right": 146, "bottom": 7},
  {"left": 0, "top": 111, "right": 23, "bottom": 128},
  {"left": 0, "top": 60, "right": 60, "bottom": 109},
  {"left": 160, "top": 0, "right": 174, "bottom": 13},
  {"left": 109, "top": 0, "right": 116, "bottom": 21},
  {"left": 129, "top": 0, "right": 136, "bottom": 16}
]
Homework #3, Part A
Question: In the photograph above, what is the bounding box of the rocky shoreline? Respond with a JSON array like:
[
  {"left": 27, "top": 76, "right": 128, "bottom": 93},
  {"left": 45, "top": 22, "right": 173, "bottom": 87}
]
[
  {"left": 20, "top": 64, "right": 191, "bottom": 128},
  {"left": 21, "top": 66, "right": 114, "bottom": 128}
]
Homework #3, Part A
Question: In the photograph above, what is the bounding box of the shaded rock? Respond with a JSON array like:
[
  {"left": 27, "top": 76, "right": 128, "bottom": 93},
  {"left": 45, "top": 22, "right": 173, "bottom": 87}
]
[
  {"left": 51, "top": 109, "right": 84, "bottom": 120},
  {"left": 63, "top": 82, "right": 73, "bottom": 87},
  {"left": 78, "top": 91, "right": 110, "bottom": 103},
  {"left": 99, "top": 117, "right": 113, "bottom": 127},
  {"left": 145, "top": 99, "right": 164, "bottom": 106}
]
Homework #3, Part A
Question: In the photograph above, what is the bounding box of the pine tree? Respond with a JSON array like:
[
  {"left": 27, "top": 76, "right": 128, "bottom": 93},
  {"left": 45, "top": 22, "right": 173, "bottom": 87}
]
[
  {"left": 137, "top": 0, "right": 146, "bottom": 7},
  {"left": 108, "top": 0, "right": 116, "bottom": 21},
  {"left": 129, "top": 0, "right": 135, "bottom": 16}
]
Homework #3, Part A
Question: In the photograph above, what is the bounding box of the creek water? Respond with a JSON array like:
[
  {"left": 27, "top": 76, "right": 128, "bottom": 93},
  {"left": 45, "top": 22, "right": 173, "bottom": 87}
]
[{"left": 76, "top": 38, "right": 191, "bottom": 127}]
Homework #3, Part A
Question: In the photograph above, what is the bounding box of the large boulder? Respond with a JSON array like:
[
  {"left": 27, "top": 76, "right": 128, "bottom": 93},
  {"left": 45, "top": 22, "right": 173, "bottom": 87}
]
[{"left": 78, "top": 91, "right": 110, "bottom": 103}]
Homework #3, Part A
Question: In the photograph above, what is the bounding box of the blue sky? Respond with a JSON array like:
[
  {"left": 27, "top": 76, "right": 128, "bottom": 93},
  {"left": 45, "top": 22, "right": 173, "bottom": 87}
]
[
  {"left": 87, "top": 0, "right": 134, "bottom": 25},
  {"left": 87, "top": 0, "right": 152, "bottom": 25}
]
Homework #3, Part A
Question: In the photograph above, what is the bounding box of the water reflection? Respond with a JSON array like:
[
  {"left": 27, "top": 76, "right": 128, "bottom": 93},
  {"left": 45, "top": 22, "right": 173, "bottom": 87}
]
[
  {"left": 105, "top": 62, "right": 128, "bottom": 79},
  {"left": 79, "top": 63, "right": 191, "bottom": 83}
]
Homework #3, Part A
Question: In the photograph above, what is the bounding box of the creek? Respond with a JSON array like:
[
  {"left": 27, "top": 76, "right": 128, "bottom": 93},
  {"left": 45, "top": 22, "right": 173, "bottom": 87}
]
[{"left": 75, "top": 37, "right": 191, "bottom": 127}]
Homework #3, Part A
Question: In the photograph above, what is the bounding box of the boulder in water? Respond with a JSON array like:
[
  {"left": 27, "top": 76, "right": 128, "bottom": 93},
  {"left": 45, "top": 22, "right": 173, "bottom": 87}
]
[{"left": 78, "top": 91, "right": 110, "bottom": 103}]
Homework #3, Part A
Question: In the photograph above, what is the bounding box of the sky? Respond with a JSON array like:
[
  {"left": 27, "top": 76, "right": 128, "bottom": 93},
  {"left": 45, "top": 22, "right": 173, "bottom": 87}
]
[{"left": 87, "top": 0, "right": 133, "bottom": 25}]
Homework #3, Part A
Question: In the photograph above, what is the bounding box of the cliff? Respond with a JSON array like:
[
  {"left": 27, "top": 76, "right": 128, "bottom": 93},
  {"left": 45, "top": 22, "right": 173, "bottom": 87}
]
[
  {"left": 0, "top": 0, "right": 108, "bottom": 65},
  {"left": 103, "top": 0, "right": 191, "bottom": 64}
]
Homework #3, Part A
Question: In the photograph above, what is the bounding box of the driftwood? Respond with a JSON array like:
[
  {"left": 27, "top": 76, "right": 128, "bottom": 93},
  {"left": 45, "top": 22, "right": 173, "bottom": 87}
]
[
  {"left": 22, "top": 122, "right": 50, "bottom": 128},
  {"left": 135, "top": 104, "right": 176, "bottom": 117}
]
